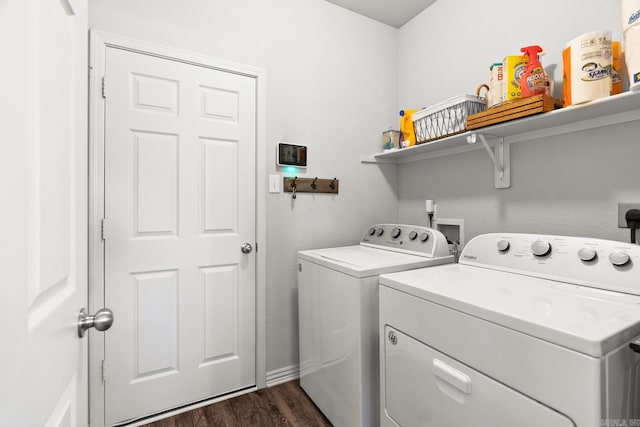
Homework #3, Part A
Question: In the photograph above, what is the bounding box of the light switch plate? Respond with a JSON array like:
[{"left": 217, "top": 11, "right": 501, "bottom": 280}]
[{"left": 269, "top": 175, "right": 281, "bottom": 193}]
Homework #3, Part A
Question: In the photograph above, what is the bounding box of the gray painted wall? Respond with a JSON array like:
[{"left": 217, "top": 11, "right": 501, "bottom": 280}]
[
  {"left": 89, "top": 0, "right": 399, "bottom": 374},
  {"left": 397, "top": 0, "right": 640, "bottom": 245},
  {"left": 89, "top": 0, "right": 640, "bottom": 380}
]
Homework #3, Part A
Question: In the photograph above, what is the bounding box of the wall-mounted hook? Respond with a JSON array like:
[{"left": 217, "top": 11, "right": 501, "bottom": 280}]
[
  {"left": 283, "top": 177, "right": 338, "bottom": 196},
  {"left": 291, "top": 176, "right": 297, "bottom": 199},
  {"left": 329, "top": 178, "right": 336, "bottom": 190}
]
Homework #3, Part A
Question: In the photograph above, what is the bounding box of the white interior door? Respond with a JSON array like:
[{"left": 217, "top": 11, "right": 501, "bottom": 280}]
[
  {"left": 0, "top": 0, "right": 88, "bottom": 425},
  {"left": 102, "top": 46, "right": 257, "bottom": 424}
]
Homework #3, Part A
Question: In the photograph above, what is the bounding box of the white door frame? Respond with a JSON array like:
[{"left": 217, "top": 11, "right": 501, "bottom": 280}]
[{"left": 88, "top": 31, "right": 267, "bottom": 426}]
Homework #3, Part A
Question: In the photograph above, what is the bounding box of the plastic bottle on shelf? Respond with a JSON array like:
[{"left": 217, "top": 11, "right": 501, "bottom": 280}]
[
  {"left": 399, "top": 109, "right": 418, "bottom": 147},
  {"left": 611, "top": 40, "right": 624, "bottom": 95},
  {"left": 519, "top": 45, "right": 547, "bottom": 98}
]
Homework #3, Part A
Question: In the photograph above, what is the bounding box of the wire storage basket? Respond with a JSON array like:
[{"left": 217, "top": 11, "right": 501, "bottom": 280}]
[{"left": 412, "top": 94, "right": 486, "bottom": 143}]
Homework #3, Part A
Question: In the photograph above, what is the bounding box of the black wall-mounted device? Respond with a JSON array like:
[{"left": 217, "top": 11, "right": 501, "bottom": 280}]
[{"left": 277, "top": 143, "right": 307, "bottom": 168}]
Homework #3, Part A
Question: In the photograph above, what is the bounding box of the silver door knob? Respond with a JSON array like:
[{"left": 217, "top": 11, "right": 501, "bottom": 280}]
[
  {"left": 77, "top": 308, "right": 114, "bottom": 338},
  {"left": 241, "top": 242, "right": 253, "bottom": 254}
]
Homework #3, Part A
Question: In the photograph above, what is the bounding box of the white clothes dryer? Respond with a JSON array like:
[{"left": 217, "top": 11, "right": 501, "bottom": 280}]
[
  {"left": 379, "top": 233, "right": 640, "bottom": 427},
  {"left": 298, "top": 224, "right": 453, "bottom": 427}
]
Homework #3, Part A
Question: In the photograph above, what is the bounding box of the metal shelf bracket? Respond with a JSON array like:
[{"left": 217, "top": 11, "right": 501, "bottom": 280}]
[{"left": 466, "top": 133, "right": 510, "bottom": 189}]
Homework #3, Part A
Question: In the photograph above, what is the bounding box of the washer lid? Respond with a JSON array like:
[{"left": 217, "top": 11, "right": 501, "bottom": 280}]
[
  {"left": 380, "top": 264, "right": 640, "bottom": 357},
  {"left": 298, "top": 245, "right": 452, "bottom": 278}
]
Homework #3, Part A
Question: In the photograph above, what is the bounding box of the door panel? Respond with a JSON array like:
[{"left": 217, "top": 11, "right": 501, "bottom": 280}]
[
  {"left": 202, "top": 138, "right": 239, "bottom": 232},
  {"left": 103, "top": 47, "right": 256, "bottom": 424},
  {"left": 133, "top": 131, "right": 179, "bottom": 236},
  {"left": 0, "top": 0, "right": 88, "bottom": 425},
  {"left": 200, "top": 265, "right": 239, "bottom": 363},
  {"left": 132, "top": 269, "right": 179, "bottom": 382},
  {"left": 383, "top": 327, "right": 574, "bottom": 427}
]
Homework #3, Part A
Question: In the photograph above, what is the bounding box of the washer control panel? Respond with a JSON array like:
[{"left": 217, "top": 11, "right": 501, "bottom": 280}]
[
  {"left": 361, "top": 224, "right": 450, "bottom": 258},
  {"left": 461, "top": 233, "right": 640, "bottom": 295}
]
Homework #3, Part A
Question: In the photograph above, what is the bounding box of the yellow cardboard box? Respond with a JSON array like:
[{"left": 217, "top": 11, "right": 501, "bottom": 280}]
[{"left": 502, "top": 55, "right": 528, "bottom": 102}]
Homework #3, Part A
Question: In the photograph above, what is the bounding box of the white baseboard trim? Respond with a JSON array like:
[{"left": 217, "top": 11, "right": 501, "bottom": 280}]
[
  {"left": 266, "top": 364, "right": 300, "bottom": 387},
  {"left": 120, "top": 386, "right": 257, "bottom": 426}
]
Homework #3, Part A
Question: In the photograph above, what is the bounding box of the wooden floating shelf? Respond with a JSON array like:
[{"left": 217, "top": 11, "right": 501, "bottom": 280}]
[
  {"left": 466, "top": 95, "right": 564, "bottom": 130},
  {"left": 283, "top": 177, "right": 339, "bottom": 195}
]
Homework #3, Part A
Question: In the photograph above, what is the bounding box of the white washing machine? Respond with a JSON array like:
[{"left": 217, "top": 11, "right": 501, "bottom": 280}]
[
  {"left": 379, "top": 233, "right": 640, "bottom": 427},
  {"left": 298, "top": 224, "right": 453, "bottom": 427}
]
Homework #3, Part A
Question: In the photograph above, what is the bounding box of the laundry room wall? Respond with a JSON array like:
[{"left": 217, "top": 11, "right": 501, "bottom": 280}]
[
  {"left": 89, "top": 0, "right": 398, "bottom": 379},
  {"left": 397, "top": 0, "right": 640, "bottom": 245}
]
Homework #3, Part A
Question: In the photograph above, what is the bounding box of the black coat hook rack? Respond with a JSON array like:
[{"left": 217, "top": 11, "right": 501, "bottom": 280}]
[{"left": 284, "top": 177, "right": 339, "bottom": 196}]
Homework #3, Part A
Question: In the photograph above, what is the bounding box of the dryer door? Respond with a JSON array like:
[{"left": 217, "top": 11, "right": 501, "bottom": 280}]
[{"left": 382, "top": 327, "right": 575, "bottom": 427}]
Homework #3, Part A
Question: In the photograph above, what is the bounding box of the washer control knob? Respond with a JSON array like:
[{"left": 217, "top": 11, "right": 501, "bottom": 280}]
[
  {"left": 531, "top": 240, "right": 552, "bottom": 257},
  {"left": 368, "top": 227, "right": 376, "bottom": 236},
  {"left": 391, "top": 227, "right": 401, "bottom": 238},
  {"left": 419, "top": 232, "right": 430, "bottom": 242},
  {"left": 609, "top": 251, "right": 631, "bottom": 267},
  {"left": 376, "top": 228, "right": 384, "bottom": 237},
  {"left": 497, "top": 240, "right": 510, "bottom": 252},
  {"left": 578, "top": 247, "right": 597, "bottom": 262},
  {"left": 409, "top": 231, "right": 418, "bottom": 241}
]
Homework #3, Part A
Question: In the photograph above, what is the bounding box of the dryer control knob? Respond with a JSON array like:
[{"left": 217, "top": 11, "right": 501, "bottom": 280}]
[
  {"left": 409, "top": 231, "right": 418, "bottom": 241},
  {"left": 609, "top": 251, "right": 631, "bottom": 266},
  {"left": 377, "top": 228, "right": 384, "bottom": 237},
  {"left": 368, "top": 227, "right": 376, "bottom": 236},
  {"left": 497, "top": 240, "right": 510, "bottom": 252},
  {"left": 391, "top": 227, "right": 401, "bottom": 238},
  {"left": 531, "top": 240, "right": 552, "bottom": 257},
  {"left": 419, "top": 232, "right": 429, "bottom": 242},
  {"left": 578, "top": 247, "right": 597, "bottom": 262}
]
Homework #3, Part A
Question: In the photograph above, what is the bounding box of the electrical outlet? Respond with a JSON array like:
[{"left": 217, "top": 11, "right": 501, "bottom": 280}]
[{"left": 618, "top": 203, "right": 640, "bottom": 228}]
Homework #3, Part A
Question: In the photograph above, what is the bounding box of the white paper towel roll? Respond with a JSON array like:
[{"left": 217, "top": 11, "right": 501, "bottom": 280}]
[
  {"left": 623, "top": 0, "right": 640, "bottom": 32},
  {"left": 623, "top": 0, "right": 640, "bottom": 90},
  {"left": 562, "top": 31, "right": 612, "bottom": 105}
]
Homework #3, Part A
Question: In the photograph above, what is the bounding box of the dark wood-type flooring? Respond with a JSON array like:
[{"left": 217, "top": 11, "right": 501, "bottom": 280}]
[{"left": 142, "top": 380, "right": 333, "bottom": 427}]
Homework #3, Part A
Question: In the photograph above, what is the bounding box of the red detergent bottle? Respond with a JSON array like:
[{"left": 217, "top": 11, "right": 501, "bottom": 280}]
[{"left": 519, "top": 45, "right": 546, "bottom": 97}]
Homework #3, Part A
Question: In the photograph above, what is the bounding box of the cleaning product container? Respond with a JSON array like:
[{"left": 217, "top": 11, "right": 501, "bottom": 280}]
[
  {"left": 412, "top": 94, "right": 486, "bottom": 143},
  {"left": 611, "top": 40, "right": 624, "bottom": 94},
  {"left": 519, "top": 45, "right": 546, "bottom": 98},
  {"left": 562, "top": 31, "right": 612, "bottom": 105},
  {"left": 399, "top": 109, "right": 418, "bottom": 147},
  {"left": 623, "top": 0, "right": 640, "bottom": 90},
  {"left": 503, "top": 55, "right": 528, "bottom": 102}
]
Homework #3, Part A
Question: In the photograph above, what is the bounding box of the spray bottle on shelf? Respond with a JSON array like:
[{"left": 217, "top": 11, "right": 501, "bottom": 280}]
[
  {"left": 519, "top": 45, "right": 547, "bottom": 98},
  {"left": 399, "top": 109, "right": 418, "bottom": 147}
]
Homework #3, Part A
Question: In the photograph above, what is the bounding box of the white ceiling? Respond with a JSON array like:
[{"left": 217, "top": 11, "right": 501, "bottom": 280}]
[{"left": 325, "top": 0, "right": 437, "bottom": 28}]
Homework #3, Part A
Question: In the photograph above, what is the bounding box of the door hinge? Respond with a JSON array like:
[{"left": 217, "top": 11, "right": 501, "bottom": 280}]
[
  {"left": 101, "top": 76, "right": 106, "bottom": 99},
  {"left": 101, "top": 359, "right": 107, "bottom": 382},
  {"left": 101, "top": 218, "right": 106, "bottom": 240}
]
